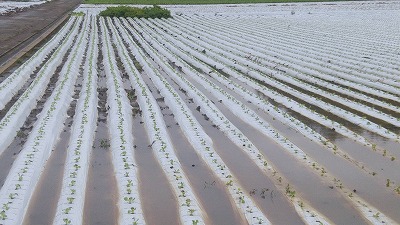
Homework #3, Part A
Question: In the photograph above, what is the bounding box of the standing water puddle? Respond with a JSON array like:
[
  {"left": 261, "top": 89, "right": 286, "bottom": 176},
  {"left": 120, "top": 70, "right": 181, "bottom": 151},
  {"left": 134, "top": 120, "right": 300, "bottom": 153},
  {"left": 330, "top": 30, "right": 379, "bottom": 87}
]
[
  {"left": 179, "top": 68, "right": 369, "bottom": 224},
  {"left": 22, "top": 46, "right": 87, "bottom": 224},
  {"left": 0, "top": 36, "right": 74, "bottom": 183},
  {"left": 133, "top": 116, "right": 181, "bottom": 225},
  {"left": 83, "top": 37, "right": 118, "bottom": 224},
  {"left": 83, "top": 118, "right": 119, "bottom": 225},
  {"left": 153, "top": 68, "right": 303, "bottom": 224},
  {"left": 22, "top": 117, "right": 71, "bottom": 225},
  {"left": 140, "top": 71, "right": 245, "bottom": 225},
  {"left": 114, "top": 48, "right": 181, "bottom": 225},
  {"left": 196, "top": 67, "right": 400, "bottom": 223}
]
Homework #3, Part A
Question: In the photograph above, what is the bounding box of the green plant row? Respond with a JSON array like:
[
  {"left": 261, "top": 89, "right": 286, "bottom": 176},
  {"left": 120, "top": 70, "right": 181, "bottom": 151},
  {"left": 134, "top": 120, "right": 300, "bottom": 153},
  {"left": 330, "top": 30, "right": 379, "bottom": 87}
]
[{"left": 99, "top": 5, "right": 171, "bottom": 18}]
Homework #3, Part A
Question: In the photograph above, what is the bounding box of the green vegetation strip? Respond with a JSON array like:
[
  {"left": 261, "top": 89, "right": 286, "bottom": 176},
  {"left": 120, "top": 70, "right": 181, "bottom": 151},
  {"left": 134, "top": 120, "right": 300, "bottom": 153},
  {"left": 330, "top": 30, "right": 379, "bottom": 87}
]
[
  {"left": 99, "top": 5, "right": 171, "bottom": 18},
  {"left": 86, "top": 0, "right": 344, "bottom": 5}
]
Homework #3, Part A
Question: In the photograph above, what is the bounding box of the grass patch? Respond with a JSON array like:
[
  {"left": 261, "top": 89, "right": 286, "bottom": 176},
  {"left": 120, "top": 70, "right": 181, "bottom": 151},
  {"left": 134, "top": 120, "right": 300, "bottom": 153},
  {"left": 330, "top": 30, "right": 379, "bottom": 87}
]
[
  {"left": 99, "top": 5, "right": 171, "bottom": 18},
  {"left": 86, "top": 0, "right": 345, "bottom": 5},
  {"left": 71, "top": 11, "right": 85, "bottom": 16}
]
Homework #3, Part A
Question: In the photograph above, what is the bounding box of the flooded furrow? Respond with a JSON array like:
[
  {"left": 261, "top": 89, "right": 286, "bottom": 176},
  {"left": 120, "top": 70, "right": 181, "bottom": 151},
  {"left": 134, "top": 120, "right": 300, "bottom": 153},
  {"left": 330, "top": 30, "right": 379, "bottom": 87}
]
[
  {"left": 249, "top": 76, "right": 364, "bottom": 134},
  {"left": 217, "top": 74, "right": 400, "bottom": 184},
  {"left": 140, "top": 72, "right": 244, "bottom": 225},
  {"left": 133, "top": 115, "right": 180, "bottom": 225},
  {"left": 257, "top": 90, "right": 400, "bottom": 163},
  {"left": 319, "top": 77, "right": 400, "bottom": 108},
  {"left": 21, "top": 37, "right": 88, "bottom": 225},
  {"left": 22, "top": 116, "right": 71, "bottom": 225},
  {"left": 110, "top": 37, "right": 181, "bottom": 225},
  {"left": 245, "top": 100, "right": 400, "bottom": 222},
  {"left": 224, "top": 112, "right": 370, "bottom": 224},
  {"left": 83, "top": 28, "right": 118, "bottom": 225},
  {"left": 0, "top": 19, "right": 81, "bottom": 122},
  {"left": 374, "top": 139, "right": 400, "bottom": 161},
  {"left": 154, "top": 71, "right": 306, "bottom": 224},
  {"left": 248, "top": 95, "right": 400, "bottom": 185},
  {"left": 298, "top": 77, "right": 400, "bottom": 119},
  {"left": 189, "top": 101, "right": 306, "bottom": 224},
  {"left": 192, "top": 64, "right": 400, "bottom": 222},
  {"left": 268, "top": 75, "right": 400, "bottom": 133},
  {"left": 0, "top": 38, "right": 76, "bottom": 186},
  {"left": 83, "top": 118, "right": 118, "bottom": 225},
  {"left": 177, "top": 67, "right": 369, "bottom": 224},
  {"left": 194, "top": 63, "right": 399, "bottom": 221}
]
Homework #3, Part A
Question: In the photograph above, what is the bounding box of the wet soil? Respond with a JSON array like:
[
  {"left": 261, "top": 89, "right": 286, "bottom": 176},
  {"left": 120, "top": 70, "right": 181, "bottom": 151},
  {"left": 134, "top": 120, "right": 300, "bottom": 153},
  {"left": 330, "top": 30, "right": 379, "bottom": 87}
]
[
  {"left": 108, "top": 33, "right": 181, "bottom": 225},
  {"left": 22, "top": 39, "right": 86, "bottom": 224},
  {"left": 194, "top": 63, "right": 400, "bottom": 223},
  {"left": 133, "top": 117, "right": 181, "bottom": 225},
  {"left": 83, "top": 118, "right": 119, "bottom": 225},
  {"left": 177, "top": 68, "right": 368, "bottom": 224},
  {"left": 83, "top": 35, "right": 118, "bottom": 225},
  {"left": 0, "top": 27, "right": 77, "bottom": 122},
  {"left": 269, "top": 75, "right": 400, "bottom": 134},
  {"left": 22, "top": 117, "right": 72, "bottom": 225},
  {"left": 0, "top": 16, "right": 74, "bottom": 83},
  {"left": 0, "top": 36, "right": 75, "bottom": 186},
  {"left": 0, "top": 0, "right": 82, "bottom": 68},
  {"left": 139, "top": 69, "right": 245, "bottom": 225},
  {"left": 192, "top": 77, "right": 365, "bottom": 224}
]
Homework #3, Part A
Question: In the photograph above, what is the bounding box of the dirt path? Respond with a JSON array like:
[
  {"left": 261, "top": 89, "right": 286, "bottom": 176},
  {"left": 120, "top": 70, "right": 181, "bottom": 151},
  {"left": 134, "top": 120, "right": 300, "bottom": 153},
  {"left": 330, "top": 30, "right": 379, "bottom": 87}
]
[{"left": 0, "top": 0, "right": 82, "bottom": 71}]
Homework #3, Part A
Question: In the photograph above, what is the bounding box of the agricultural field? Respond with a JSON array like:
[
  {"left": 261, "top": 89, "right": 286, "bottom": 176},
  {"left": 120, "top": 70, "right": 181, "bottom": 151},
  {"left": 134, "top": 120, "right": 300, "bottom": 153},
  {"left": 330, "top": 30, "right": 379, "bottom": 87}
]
[
  {"left": 0, "top": 1, "right": 45, "bottom": 15},
  {"left": 82, "top": 0, "right": 344, "bottom": 5},
  {"left": 0, "top": 1, "right": 400, "bottom": 224}
]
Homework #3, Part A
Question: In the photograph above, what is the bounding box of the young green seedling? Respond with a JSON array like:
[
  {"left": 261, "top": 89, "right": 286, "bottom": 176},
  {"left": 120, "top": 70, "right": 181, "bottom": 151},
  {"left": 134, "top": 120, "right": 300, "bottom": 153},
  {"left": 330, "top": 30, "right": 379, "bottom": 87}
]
[
  {"left": 0, "top": 210, "right": 7, "bottom": 220},
  {"left": 124, "top": 196, "right": 135, "bottom": 204},
  {"left": 188, "top": 208, "right": 195, "bottom": 216},
  {"left": 67, "top": 197, "right": 75, "bottom": 204},
  {"left": 63, "top": 207, "right": 72, "bottom": 214},
  {"left": 128, "top": 207, "right": 136, "bottom": 214},
  {"left": 63, "top": 218, "right": 72, "bottom": 225}
]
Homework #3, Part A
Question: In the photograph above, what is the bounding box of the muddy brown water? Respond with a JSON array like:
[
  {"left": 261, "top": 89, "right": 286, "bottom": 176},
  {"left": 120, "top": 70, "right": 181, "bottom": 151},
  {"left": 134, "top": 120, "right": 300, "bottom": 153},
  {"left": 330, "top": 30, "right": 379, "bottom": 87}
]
[
  {"left": 320, "top": 77, "right": 400, "bottom": 109},
  {"left": 149, "top": 68, "right": 303, "bottom": 224},
  {"left": 235, "top": 73, "right": 400, "bottom": 165},
  {"left": 22, "top": 40, "right": 86, "bottom": 224},
  {"left": 83, "top": 38, "right": 118, "bottom": 224},
  {"left": 191, "top": 64, "right": 400, "bottom": 223},
  {"left": 252, "top": 91, "right": 400, "bottom": 182},
  {"left": 251, "top": 76, "right": 369, "bottom": 134},
  {"left": 162, "top": 54, "right": 378, "bottom": 224},
  {"left": 198, "top": 90, "right": 365, "bottom": 224},
  {"left": 139, "top": 70, "right": 245, "bottom": 225},
  {"left": 298, "top": 76, "right": 400, "bottom": 119},
  {"left": 0, "top": 24, "right": 78, "bottom": 122},
  {"left": 83, "top": 117, "right": 118, "bottom": 225},
  {"left": 249, "top": 112, "right": 400, "bottom": 223},
  {"left": 22, "top": 117, "right": 71, "bottom": 225},
  {"left": 127, "top": 22, "right": 325, "bottom": 223},
  {"left": 0, "top": 37, "right": 76, "bottom": 186},
  {"left": 133, "top": 116, "right": 181, "bottom": 225},
  {"left": 270, "top": 75, "right": 400, "bottom": 134},
  {"left": 132, "top": 20, "right": 400, "bottom": 222},
  {"left": 177, "top": 69, "right": 369, "bottom": 224},
  {"left": 109, "top": 36, "right": 181, "bottom": 225}
]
